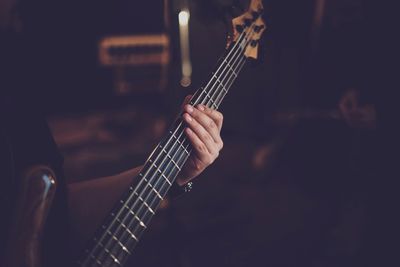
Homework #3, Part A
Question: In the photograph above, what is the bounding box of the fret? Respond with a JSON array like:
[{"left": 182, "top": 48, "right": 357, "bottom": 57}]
[
  {"left": 211, "top": 80, "right": 228, "bottom": 97},
  {"left": 168, "top": 130, "right": 176, "bottom": 138},
  {"left": 160, "top": 148, "right": 180, "bottom": 181},
  {"left": 170, "top": 157, "right": 181, "bottom": 171},
  {"left": 166, "top": 131, "right": 189, "bottom": 155},
  {"left": 203, "top": 88, "right": 214, "bottom": 102},
  {"left": 98, "top": 214, "right": 140, "bottom": 257},
  {"left": 103, "top": 230, "right": 132, "bottom": 256},
  {"left": 212, "top": 74, "right": 228, "bottom": 93},
  {"left": 140, "top": 171, "right": 164, "bottom": 200},
  {"left": 169, "top": 134, "right": 190, "bottom": 155},
  {"left": 223, "top": 59, "right": 238, "bottom": 77},
  {"left": 100, "top": 218, "right": 136, "bottom": 257},
  {"left": 79, "top": 250, "right": 102, "bottom": 266},
  {"left": 160, "top": 146, "right": 183, "bottom": 171},
  {"left": 201, "top": 91, "right": 219, "bottom": 109},
  {"left": 146, "top": 182, "right": 163, "bottom": 200},
  {"left": 119, "top": 222, "right": 138, "bottom": 242},
  {"left": 200, "top": 88, "right": 220, "bottom": 109},
  {"left": 160, "top": 169, "right": 173, "bottom": 185},
  {"left": 133, "top": 191, "right": 155, "bottom": 214},
  {"left": 101, "top": 245, "right": 121, "bottom": 266},
  {"left": 121, "top": 205, "right": 147, "bottom": 228},
  {"left": 143, "top": 178, "right": 168, "bottom": 199},
  {"left": 92, "top": 235, "right": 122, "bottom": 266},
  {"left": 89, "top": 254, "right": 103, "bottom": 266},
  {"left": 107, "top": 220, "right": 139, "bottom": 243},
  {"left": 149, "top": 162, "right": 173, "bottom": 187},
  {"left": 133, "top": 174, "right": 164, "bottom": 205},
  {"left": 151, "top": 187, "right": 163, "bottom": 200},
  {"left": 211, "top": 56, "right": 244, "bottom": 108}
]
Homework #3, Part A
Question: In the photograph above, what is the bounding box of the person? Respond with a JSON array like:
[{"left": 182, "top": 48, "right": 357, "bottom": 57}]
[
  {"left": 0, "top": 2, "right": 224, "bottom": 266},
  {"left": 68, "top": 95, "right": 224, "bottom": 254},
  {"left": 0, "top": 92, "right": 224, "bottom": 267}
]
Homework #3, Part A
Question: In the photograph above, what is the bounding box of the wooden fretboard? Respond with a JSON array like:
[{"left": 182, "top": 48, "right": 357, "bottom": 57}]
[{"left": 77, "top": 30, "right": 250, "bottom": 267}]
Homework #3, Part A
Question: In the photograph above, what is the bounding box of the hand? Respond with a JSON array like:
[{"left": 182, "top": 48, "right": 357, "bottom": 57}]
[{"left": 176, "top": 96, "right": 224, "bottom": 185}]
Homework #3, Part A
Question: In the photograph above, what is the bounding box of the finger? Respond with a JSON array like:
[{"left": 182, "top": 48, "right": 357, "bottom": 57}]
[
  {"left": 184, "top": 127, "right": 215, "bottom": 165},
  {"left": 182, "top": 112, "right": 219, "bottom": 155},
  {"left": 183, "top": 105, "right": 223, "bottom": 144},
  {"left": 181, "top": 95, "right": 193, "bottom": 108},
  {"left": 196, "top": 104, "right": 224, "bottom": 131}
]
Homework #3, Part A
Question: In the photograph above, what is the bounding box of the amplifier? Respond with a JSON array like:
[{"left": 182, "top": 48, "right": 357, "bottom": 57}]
[{"left": 98, "top": 34, "right": 170, "bottom": 94}]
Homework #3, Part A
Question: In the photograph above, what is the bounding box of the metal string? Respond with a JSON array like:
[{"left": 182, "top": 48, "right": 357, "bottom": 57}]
[
  {"left": 82, "top": 25, "right": 255, "bottom": 266},
  {"left": 112, "top": 29, "right": 254, "bottom": 260},
  {"left": 140, "top": 25, "right": 258, "bottom": 213},
  {"left": 88, "top": 35, "right": 250, "bottom": 267},
  {"left": 116, "top": 47, "right": 248, "bottom": 265},
  {"left": 83, "top": 44, "right": 247, "bottom": 267},
  {"left": 120, "top": 27, "right": 253, "bottom": 235}
]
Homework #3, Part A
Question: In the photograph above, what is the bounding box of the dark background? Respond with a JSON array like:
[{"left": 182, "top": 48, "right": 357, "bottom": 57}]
[{"left": 1, "top": 0, "right": 395, "bottom": 266}]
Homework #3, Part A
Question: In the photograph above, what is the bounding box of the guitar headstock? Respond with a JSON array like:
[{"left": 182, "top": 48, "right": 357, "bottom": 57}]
[{"left": 229, "top": 0, "right": 266, "bottom": 60}]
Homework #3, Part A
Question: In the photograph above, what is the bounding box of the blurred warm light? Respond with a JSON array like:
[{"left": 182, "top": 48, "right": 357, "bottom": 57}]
[
  {"left": 182, "top": 61, "right": 192, "bottom": 75},
  {"left": 180, "top": 76, "right": 191, "bottom": 87},
  {"left": 178, "top": 8, "right": 192, "bottom": 87},
  {"left": 178, "top": 10, "right": 190, "bottom": 26}
]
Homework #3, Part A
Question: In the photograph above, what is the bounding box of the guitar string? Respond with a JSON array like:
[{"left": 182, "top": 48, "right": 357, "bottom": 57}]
[
  {"left": 112, "top": 29, "right": 255, "bottom": 264},
  {"left": 128, "top": 27, "right": 254, "bottom": 215},
  {"left": 122, "top": 25, "right": 255, "bottom": 228},
  {"left": 111, "top": 54, "right": 249, "bottom": 266},
  {"left": 91, "top": 55, "right": 248, "bottom": 267},
  {"left": 83, "top": 25, "right": 255, "bottom": 266},
  {"left": 214, "top": 21, "right": 264, "bottom": 107},
  {"left": 109, "top": 33, "right": 251, "bottom": 264},
  {"left": 80, "top": 31, "right": 248, "bottom": 267},
  {"left": 211, "top": 51, "right": 246, "bottom": 108},
  {"left": 84, "top": 33, "right": 250, "bottom": 266},
  {"left": 117, "top": 32, "right": 252, "bottom": 252},
  {"left": 89, "top": 28, "right": 254, "bottom": 266}
]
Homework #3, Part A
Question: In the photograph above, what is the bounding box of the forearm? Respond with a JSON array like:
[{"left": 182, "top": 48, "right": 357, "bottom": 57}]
[{"left": 67, "top": 163, "right": 198, "bottom": 250}]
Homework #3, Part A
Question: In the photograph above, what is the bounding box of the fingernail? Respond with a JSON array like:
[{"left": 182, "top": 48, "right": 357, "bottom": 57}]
[
  {"left": 198, "top": 105, "right": 205, "bottom": 111},
  {"left": 186, "top": 105, "right": 194, "bottom": 113}
]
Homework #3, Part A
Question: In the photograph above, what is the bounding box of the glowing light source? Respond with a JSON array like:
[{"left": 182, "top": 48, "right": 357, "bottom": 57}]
[
  {"left": 178, "top": 8, "right": 192, "bottom": 87},
  {"left": 178, "top": 10, "right": 190, "bottom": 26}
]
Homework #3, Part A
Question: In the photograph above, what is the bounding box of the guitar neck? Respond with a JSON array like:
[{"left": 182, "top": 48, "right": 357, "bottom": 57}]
[{"left": 77, "top": 32, "right": 250, "bottom": 267}]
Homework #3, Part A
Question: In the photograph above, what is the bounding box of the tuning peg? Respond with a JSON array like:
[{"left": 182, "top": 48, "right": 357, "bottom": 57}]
[
  {"left": 244, "top": 18, "right": 252, "bottom": 27},
  {"left": 254, "top": 24, "right": 264, "bottom": 33},
  {"left": 236, "top": 24, "right": 244, "bottom": 33},
  {"left": 252, "top": 11, "right": 260, "bottom": 20},
  {"left": 250, "top": 39, "right": 258, "bottom": 47}
]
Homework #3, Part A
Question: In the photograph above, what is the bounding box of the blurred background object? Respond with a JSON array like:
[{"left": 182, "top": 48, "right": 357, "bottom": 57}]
[
  {"left": 1, "top": 0, "right": 389, "bottom": 266},
  {"left": 98, "top": 33, "right": 170, "bottom": 94}
]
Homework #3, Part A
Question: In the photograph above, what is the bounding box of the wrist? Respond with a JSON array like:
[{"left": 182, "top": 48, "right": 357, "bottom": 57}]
[
  {"left": 168, "top": 180, "right": 194, "bottom": 198},
  {"left": 175, "top": 171, "right": 194, "bottom": 186}
]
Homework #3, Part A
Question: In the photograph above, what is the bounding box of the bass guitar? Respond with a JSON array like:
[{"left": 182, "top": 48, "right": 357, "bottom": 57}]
[{"left": 76, "top": 1, "right": 266, "bottom": 266}]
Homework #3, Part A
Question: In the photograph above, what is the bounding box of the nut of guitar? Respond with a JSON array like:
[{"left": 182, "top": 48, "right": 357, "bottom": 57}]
[{"left": 4, "top": 165, "right": 57, "bottom": 267}]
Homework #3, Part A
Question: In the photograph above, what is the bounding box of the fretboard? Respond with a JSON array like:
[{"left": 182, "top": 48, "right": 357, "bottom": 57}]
[{"left": 77, "top": 31, "right": 249, "bottom": 267}]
